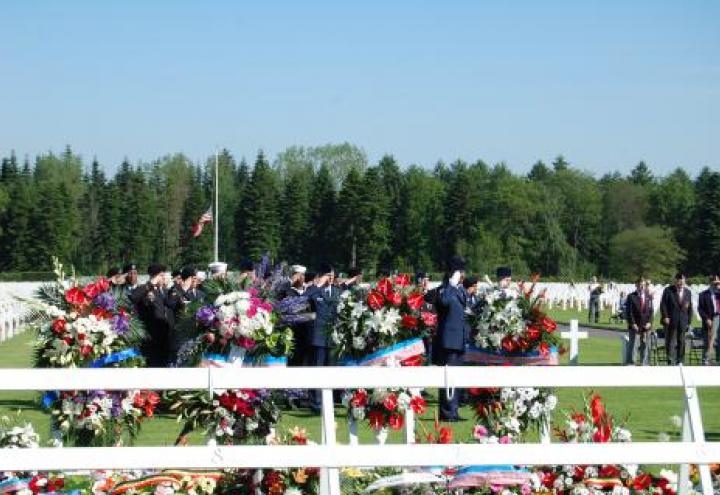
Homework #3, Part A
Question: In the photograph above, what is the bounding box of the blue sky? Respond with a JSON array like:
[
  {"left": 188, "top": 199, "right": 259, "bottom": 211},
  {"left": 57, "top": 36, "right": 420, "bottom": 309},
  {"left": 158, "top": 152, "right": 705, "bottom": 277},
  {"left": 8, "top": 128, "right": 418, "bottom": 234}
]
[{"left": 0, "top": 1, "right": 718, "bottom": 175}]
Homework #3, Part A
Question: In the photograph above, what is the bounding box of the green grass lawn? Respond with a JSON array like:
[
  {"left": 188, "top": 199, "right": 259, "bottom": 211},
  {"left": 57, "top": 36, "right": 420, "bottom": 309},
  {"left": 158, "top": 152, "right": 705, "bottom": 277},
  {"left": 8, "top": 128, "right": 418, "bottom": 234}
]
[
  {"left": 1, "top": 329, "right": 718, "bottom": 448},
  {"left": 547, "top": 307, "right": 704, "bottom": 332}
]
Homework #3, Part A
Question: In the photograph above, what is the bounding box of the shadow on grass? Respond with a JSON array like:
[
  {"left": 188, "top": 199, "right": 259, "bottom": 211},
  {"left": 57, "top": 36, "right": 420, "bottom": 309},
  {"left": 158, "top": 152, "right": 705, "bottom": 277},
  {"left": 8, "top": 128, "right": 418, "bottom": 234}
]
[{"left": 0, "top": 398, "right": 39, "bottom": 409}]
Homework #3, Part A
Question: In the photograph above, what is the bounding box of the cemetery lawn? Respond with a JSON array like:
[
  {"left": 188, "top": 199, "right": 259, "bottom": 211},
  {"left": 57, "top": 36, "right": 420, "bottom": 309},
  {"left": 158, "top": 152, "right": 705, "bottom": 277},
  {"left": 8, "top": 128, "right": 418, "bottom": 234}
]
[{"left": 1, "top": 329, "right": 719, "bottom": 447}]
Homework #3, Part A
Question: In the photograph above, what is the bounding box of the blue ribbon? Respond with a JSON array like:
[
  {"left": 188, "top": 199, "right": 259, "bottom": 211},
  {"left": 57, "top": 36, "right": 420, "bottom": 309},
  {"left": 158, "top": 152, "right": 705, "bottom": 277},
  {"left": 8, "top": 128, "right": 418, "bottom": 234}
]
[
  {"left": 465, "top": 344, "right": 558, "bottom": 358},
  {"left": 89, "top": 348, "right": 141, "bottom": 368},
  {"left": 0, "top": 478, "right": 30, "bottom": 494},
  {"left": 340, "top": 338, "right": 424, "bottom": 367},
  {"left": 202, "top": 353, "right": 229, "bottom": 363},
  {"left": 41, "top": 391, "right": 58, "bottom": 409}
]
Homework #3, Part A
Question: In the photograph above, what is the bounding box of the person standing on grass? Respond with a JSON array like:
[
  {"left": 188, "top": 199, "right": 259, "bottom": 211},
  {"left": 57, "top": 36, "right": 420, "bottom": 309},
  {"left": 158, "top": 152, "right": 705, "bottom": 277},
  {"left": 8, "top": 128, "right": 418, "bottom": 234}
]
[
  {"left": 434, "top": 256, "right": 468, "bottom": 422},
  {"left": 588, "top": 276, "right": 602, "bottom": 324},
  {"left": 698, "top": 273, "right": 720, "bottom": 366},
  {"left": 625, "top": 277, "right": 654, "bottom": 366},
  {"left": 660, "top": 272, "right": 693, "bottom": 365}
]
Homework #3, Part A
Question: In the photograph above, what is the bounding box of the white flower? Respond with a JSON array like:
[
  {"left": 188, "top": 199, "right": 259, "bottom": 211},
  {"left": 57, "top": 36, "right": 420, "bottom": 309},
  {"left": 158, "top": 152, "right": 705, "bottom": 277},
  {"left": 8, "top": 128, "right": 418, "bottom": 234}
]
[
  {"left": 614, "top": 427, "right": 632, "bottom": 442},
  {"left": 657, "top": 432, "right": 670, "bottom": 442},
  {"left": 670, "top": 415, "right": 683, "bottom": 429},
  {"left": 544, "top": 394, "right": 558, "bottom": 411},
  {"left": 284, "top": 488, "right": 303, "bottom": 495},
  {"left": 660, "top": 469, "right": 677, "bottom": 484}
]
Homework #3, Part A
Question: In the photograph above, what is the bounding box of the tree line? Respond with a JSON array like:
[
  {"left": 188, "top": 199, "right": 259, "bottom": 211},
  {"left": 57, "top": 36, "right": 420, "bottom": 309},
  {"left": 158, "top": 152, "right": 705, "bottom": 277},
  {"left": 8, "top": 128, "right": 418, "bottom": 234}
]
[{"left": 0, "top": 144, "right": 718, "bottom": 282}]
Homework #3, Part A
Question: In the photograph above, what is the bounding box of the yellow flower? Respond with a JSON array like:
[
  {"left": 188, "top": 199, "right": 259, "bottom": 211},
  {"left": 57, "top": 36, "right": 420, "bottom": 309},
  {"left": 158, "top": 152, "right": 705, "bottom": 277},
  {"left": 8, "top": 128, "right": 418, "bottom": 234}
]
[{"left": 292, "top": 469, "right": 308, "bottom": 484}]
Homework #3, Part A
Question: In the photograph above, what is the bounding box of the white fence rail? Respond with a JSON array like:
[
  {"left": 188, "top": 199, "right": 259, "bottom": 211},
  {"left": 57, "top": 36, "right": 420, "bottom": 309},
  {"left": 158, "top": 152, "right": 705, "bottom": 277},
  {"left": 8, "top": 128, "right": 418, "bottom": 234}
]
[{"left": 0, "top": 366, "right": 718, "bottom": 495}]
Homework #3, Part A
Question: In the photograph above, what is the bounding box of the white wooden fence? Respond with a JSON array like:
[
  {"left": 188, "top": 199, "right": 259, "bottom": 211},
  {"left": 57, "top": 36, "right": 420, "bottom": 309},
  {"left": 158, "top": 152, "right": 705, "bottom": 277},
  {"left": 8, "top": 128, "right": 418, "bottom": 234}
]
[{"left": 0, "top": 366, "right": 718, "bottom": 495}]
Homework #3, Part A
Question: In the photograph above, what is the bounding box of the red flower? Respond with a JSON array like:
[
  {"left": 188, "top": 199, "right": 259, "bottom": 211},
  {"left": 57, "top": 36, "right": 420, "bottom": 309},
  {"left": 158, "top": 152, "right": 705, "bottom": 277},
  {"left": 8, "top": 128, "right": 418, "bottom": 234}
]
[
  {"left": 540, "top": 316, "right": 557, "bottom": 333},
  {"left": 599, "top": 465, "right": 621, "bottom": 478},
  {"left": 388, "top": 412, "right": 404, "bottom": 430},
  {"left": 51, "top": 318, "right": 66, "bottom": 335},
  {"left": 501, "top": 336, "right": 518, "bottom": 353},
  {"left": 526, "top": 325, "right": 541, "bottom": 341},
  {"left": 401, "top": 314, "right": 418, "bottom": 329},
  {"left": 80, "top": 344, "right": 92, "bottom": 357},
  {"left": 368, "top": 410, "right": 385, "bottom": 430},
  {"left": 367, "top": 291, "right": 385, "bottom": 310},
  {"left": 92, "top": 307, "right": 111, "bottom": 320},
  {"left": 400, "top": 355, "right": 424, "bottom": 367},
  {"left": 65, "top": 287, "right": 88, "bottom": 306},
  {"left": 406, "top": 292, "right": 424, "bottom": 311},
  {"left": 394, "top": 274, "right": 410, "bottom": 287},
  {"left": 94, "top": 277, "right": 110, "bottom": 293},
  {"left": 387, "top": 291, "right": 403, "bottom": 307},
  {"left": 382, "top": 393, "right": 398, "bottom": 411},
  {"left": 590, "top": 394, "right": 605, "bottom": 423},
  {"left": 410, "top": 396, "right": 427, "bottom": 415},
  {"left": 573, "top": 465, "right": 586, "bottom": 481},
  {"left": 517, "top": 337, "right": 530, "bottom": 351},
  {"left": 351, "top": 389, "right": 368, "bottom": 408},
  {"left": 204, "top": 332, "right": 216, "bottom": 344},
  {"left": 538, "top": 342, "right": 550, "bottom": 356},
  {"left": 376, "top": 278, "right": 393, "bottom": 296},
  {"left": 438, "top": 426, "right": 453, "bottom": 444},
  {"left": 541, "top": 471, "right": 557, "bottom": 489},
  {"left": 421, "top": 311, "right": 437, "bottom": 327},
  {"left": 83, "top": 282, "right": 101, "bottom": 299},
  {"left": 632, "top": 473, "right": 653, "bottom": 491},
  {"left": 593, "top": 423, "right": 612, "bottom": 443}
]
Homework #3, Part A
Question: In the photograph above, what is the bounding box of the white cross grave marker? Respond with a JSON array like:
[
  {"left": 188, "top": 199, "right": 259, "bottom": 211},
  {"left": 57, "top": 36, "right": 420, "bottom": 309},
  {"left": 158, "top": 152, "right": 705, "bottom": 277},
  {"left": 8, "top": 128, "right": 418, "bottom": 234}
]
[{"left": 561, "top": 319, "right": 588, "bottom": 365}]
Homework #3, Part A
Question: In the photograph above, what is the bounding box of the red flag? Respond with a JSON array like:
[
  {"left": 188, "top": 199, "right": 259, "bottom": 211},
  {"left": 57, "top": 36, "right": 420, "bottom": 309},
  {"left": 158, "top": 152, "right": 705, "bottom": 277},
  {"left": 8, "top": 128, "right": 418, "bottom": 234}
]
[{"left": 191, "top": 207, "right": 213, "bottom": 237}]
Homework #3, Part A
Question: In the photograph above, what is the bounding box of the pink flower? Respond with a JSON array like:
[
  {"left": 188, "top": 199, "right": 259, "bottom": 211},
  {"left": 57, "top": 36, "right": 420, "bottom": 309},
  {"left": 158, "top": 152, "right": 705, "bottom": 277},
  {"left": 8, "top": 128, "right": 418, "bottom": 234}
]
[
  {"left": 521, "top": 483, "right": 532, "bottom": 495},
  {"left": 248, "top": 288, "right": 259, "bottom": 297},
  {"left": 473, "top": 425, "right": 488, "bottom": 440},
  {"left": 246, "top": 306, "right": 258, "bottom": 318},
  {"left": 499, "top": 435, "right": 512, "bottom": 444}
]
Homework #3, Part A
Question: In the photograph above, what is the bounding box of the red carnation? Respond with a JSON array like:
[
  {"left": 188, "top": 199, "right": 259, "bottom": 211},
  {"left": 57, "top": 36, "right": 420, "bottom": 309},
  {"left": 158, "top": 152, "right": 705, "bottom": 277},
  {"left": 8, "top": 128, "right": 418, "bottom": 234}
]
[
  {"left": 51, "top": 318, "right": 66, "bottom": 335},
  {"left": 573, "top": 465, "right": 586, "bottom": 481},
  {"left": 526, "top": 325, "right": 541, "bottom": 341},
  {"left": 632, "top": 473, "right": 653, "bottom": 491},
  {"left": 65, "top": 287, "right": 88, "bottom": 306},
  {"left": 80, "top": 344, "right": 92, "bottom": 357},
  {"left": 92, "top": 307, "right": 111, "bottom": 320},
  {"left": 368, "top": 410, "right": 385, "bottom": 430},
  {"left": 538, "top": 342, "right": 550, "bottom": 356},
  {"left": 94, "top": 277, "right": 110, "bottom": 293},
  {"left": 388, "top": 412, "right": 404, "bottom": 430},
  {"left": 401, "top": 314, "right": 418, "bottom": 329},
  {"left": 410, "top": 395, "right": 427, "bottom": 415},
  {"left": 376, "top": 278, "right": 393, "bottom": 296},
  {"left": 599, "top": 465, "right": 621, "bottom": 478},
  {"left": 421, "top": 311, "right": 437, "bottom": 327},
  {"left": 501, "top": 336, "right": 518, "bottom": 353},
  {"left": 387, "top": 291, "right": 402, "bottom": 307},
  {"left": 83, "top": 282, "right": 101, "bottom": 299},
  {"left": 438, "top": 426, "right": 453, "bottom": 444},
  {"left": 541, "top": 472, "right": 557, "bottom": 489},
  {"left": 351, "top": 389, "right": 368, "bottom": 408},
  {"left": 540, "top": 316, "right": 557, "bottom": 333},
  {"left": 406, "top": 292, "right": 424, "bottom": 310},
  {"left": 394, "top": 273, "right": 411, "bottom": 287},
  {"left": 367, "top": 291, "right": 385, "bottom": 310},
  {"left": 382, "top": 393, "right": 398, "bottom": 411},
  {"left": 517, "top": 337, "right": 530, "bottom": 351}
]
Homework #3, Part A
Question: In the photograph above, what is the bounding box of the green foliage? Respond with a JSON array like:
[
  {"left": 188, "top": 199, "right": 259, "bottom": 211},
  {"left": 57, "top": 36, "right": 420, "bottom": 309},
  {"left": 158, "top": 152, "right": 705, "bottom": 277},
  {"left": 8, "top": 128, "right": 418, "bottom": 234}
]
[{"left": 608, "top": 226, "right": 685, "bottom": 281}]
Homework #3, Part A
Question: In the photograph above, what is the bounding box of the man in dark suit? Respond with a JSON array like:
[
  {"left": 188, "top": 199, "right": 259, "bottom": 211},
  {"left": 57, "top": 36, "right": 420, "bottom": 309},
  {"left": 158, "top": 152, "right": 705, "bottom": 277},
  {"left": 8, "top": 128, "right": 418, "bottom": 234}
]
[
  {"left": 625, "top": 277, "right": 654, "bottom": 365},
  {"left": 435, "top": 256, "right": 468, "bottom": 421},
  {"left": 305, "top": 263, "right": 341, "bottom": 413},
  {"left": 698, "top": 273, "right": 720, "bottom": 365},
  {"left": 660, "top": 272, "right": 693, "bottom": 365},
  {"left": 131, "top": 263, "right": 173, "bottom": 367}
]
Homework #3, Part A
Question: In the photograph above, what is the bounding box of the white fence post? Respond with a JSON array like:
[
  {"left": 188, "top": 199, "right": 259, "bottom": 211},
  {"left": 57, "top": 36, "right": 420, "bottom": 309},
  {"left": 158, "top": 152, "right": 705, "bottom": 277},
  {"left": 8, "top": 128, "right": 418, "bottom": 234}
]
[
  {"left": 679, "top": 366, "right": 713, "bottom": 495},
  {"left": 320, "top": 388, "right": 341, "bottom": 495}
]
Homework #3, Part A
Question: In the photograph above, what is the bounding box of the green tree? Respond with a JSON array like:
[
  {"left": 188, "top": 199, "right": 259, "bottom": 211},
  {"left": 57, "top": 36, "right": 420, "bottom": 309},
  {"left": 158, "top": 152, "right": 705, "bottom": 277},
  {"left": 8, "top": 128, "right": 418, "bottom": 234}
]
[
  {"left": 690, "top": 168, "right": 720, "bottom": 274},
  {"left": 278, "top": 162, "right": 312, "bottom": 263},
  {"left": 335, "top": 167, "right": 365, "bottom": 268},
  {"left": 306, "top": 165, "right": 338, "bottom": 267},
  {"left": 241, "top": 152, "right": 280, "bottom": 260},
  {"left": 608, "top": 226, "right": 685, "bottom": 281}
]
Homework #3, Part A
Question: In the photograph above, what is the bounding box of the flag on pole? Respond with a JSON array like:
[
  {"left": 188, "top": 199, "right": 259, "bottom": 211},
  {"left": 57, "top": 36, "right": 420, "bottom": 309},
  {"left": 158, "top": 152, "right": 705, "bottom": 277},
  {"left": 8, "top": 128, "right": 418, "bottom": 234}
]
[{"left": 191, "top": 206, "right": 213, "bottom": 237}]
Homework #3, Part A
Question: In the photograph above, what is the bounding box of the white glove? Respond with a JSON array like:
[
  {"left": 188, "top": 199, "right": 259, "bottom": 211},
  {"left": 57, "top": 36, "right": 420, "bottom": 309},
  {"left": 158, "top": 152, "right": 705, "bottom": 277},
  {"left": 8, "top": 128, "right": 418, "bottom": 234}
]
[{"left": 449, "top": 271, "right": 462, "bottom": 287}]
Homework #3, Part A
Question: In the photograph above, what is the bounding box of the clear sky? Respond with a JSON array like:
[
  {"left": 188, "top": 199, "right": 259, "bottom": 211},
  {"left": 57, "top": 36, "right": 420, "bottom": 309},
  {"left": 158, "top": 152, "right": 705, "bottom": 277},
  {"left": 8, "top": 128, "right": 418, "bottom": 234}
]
[{"left": 0, "top": 1, "right": 718, "bottom": 176}]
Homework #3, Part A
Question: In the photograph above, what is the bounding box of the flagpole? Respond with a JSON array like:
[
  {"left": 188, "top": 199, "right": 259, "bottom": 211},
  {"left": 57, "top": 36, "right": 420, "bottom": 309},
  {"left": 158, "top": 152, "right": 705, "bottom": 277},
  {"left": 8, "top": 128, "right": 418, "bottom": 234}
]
[{"left": 214, "top": 150, "right": 219, "bottom": 263}]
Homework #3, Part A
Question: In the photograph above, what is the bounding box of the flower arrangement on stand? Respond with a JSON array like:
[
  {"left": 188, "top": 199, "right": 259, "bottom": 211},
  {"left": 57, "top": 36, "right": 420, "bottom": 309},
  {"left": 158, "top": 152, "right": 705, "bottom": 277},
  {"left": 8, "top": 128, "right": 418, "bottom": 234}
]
[
  {"left": 536, "top": 393, "right": 680, "bottom": 495},
  {"left": 469, "top": 387, "right": 557, "bottom": 445},
  {"left": 24, "top": 258, "right": 153, "bottom": 447},
  {"left": 342, "top": 388, "right": 427, "bottom": 443},
  {"left": 468, "top": 276, "right": 561, "bottom": 364},
  {"left": 177, "top": 277, "right": 293, "bottom": 368}
]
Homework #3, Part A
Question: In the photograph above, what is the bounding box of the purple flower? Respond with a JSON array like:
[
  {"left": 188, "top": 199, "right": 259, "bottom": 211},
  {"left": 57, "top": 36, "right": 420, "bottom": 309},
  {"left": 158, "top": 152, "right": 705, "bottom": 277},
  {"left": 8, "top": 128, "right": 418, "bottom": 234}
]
[
  {"left": 93, "top": 292, "right": 116, "bottom": 311},
  {"left": 195, "top": 305, "right": 217, "bottom": 326},
  {"left": 111, "top": 314, "right": 130, "bottom": 336}
]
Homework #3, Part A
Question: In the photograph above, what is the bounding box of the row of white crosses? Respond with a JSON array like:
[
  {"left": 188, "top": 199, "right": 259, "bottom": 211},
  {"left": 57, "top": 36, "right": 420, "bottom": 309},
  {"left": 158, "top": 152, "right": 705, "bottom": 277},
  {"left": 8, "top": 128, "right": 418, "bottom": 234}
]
[{"left": 0, "top": 300, "right": 27, "bottom": 343}]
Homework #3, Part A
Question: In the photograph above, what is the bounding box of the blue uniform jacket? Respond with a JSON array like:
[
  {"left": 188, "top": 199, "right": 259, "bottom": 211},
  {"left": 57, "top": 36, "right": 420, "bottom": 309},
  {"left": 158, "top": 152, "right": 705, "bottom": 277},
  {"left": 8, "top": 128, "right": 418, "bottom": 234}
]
[
  {"left": 436, "top": 284, "right": 469, "bottom": 351},
  {"left": 305, "top": 284, "right": 341, "bottom": 348}
]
